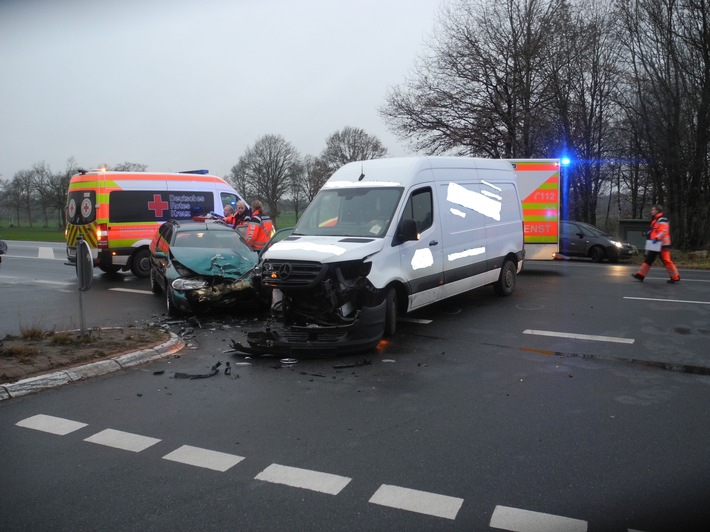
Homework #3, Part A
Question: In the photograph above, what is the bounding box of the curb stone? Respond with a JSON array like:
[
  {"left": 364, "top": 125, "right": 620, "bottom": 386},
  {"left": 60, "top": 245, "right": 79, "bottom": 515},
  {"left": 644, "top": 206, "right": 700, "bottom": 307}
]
[{"left": 0, "top": 332, "right": 185, "bottom": 401}]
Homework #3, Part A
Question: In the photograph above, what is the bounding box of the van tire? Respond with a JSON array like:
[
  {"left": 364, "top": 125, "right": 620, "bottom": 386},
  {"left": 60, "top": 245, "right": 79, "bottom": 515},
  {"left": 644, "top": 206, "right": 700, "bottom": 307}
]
[
  {"left": 131, "top": 248, "right": 151, "bottom": 278},
  {"left": 384, "top": 287, "right": 397, "bottom": 337},
  {"left": 494, "top": 260, "right": 516, "bottom": 296}
]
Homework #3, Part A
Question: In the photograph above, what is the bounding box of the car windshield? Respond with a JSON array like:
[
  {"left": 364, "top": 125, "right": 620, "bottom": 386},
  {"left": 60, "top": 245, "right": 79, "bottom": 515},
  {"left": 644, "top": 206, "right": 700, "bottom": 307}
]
[
  {"left": 174, "top": 230, "right": 252, "bottom": 253},
  {"left": 293, "top": 187, "right": 403, "bottom": 237}
]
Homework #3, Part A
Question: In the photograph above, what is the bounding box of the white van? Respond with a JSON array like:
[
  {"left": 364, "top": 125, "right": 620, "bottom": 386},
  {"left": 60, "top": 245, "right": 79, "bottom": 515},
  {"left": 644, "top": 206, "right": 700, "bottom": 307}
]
[{"left": 236, "top": 156, "right": 525, "bottom": 356}]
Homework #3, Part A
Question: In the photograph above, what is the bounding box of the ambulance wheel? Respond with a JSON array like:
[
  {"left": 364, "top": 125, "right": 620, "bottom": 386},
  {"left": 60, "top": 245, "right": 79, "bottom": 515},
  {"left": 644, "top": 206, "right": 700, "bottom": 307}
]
[
  {"left": 131, "top": 248, "right": 151, "bottom": 278},
  {"left": 150, "top": 268, "right": 161, "bottom": 294},
  {"left": 384, "top": 287, "right": 398, "bottom": 337},
  {"left": 494, "top": 260, "right": 516, "bottom": 296},
  {"left": 165, "top": 286, "right": 180, "bottom": 317},
  {"left": 98, "top": 265, "right": 121, "bottom": 275}
]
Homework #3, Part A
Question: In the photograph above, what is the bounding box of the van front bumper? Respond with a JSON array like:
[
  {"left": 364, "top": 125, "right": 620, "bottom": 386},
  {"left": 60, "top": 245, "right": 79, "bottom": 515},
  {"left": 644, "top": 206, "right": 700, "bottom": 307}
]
[{"left": 230, "top": 300, "right": 386, "bottom": 357}]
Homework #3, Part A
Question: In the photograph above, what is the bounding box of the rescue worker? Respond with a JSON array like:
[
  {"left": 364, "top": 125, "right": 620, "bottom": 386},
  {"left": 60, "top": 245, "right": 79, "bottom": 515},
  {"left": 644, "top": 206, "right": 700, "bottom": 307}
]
[
  {"left": 240, "top": 199, "right": 275, "bottom": 250},
  {"left": 233, "top": 200, "right": 251, "bottom": 227},
  {"left": 222, "top": 204, "right": 237, "bottom": 226},
  {"left": 632, "top": 204, "right": 680, "bottom": 283}
]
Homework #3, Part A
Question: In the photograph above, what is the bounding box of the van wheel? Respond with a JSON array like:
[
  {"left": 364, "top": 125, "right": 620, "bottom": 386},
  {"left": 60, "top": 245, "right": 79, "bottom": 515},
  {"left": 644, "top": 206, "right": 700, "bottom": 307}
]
[
  {"left": 150, "top": 268, "right": 161, "bottom": 294},
  {"left": 494, "top": 260, "right": 516, "bottom": 296},
  {"left": 131, "top": 249, "right": 151, "bottom": 278},
  {"left": 589, "top": 246, "right": 605, "bottom": 263},
  {"left": 166, "top": 285, "right": 180, "bottom": 317},
  {"left": 384, "top": 287, "right": 398, "bottom": 337}
]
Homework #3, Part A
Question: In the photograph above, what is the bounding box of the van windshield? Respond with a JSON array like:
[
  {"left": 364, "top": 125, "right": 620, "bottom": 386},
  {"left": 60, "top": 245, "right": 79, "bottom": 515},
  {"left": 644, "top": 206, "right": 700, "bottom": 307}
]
[{"left": 293, "top": 187, "right": 403, "bottom": 238}]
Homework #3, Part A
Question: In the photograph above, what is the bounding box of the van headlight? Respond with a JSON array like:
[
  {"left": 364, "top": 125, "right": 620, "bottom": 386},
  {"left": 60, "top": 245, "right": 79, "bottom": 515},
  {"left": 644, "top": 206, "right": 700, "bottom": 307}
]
[{"left": 172, "top": 278, "right": 209, "bottom": 290}]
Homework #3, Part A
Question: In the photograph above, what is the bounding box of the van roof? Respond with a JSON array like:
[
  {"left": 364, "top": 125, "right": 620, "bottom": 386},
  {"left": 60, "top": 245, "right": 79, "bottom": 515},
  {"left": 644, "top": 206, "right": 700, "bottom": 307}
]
[{"left": 325, "top": 156, "right": 514, "bottom": 188}]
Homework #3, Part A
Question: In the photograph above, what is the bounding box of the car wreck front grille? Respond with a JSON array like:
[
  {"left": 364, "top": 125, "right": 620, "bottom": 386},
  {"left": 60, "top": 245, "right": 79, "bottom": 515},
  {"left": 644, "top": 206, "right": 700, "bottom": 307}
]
[{"left": 262, "top": 260, "right": 326, "bottom": 288}]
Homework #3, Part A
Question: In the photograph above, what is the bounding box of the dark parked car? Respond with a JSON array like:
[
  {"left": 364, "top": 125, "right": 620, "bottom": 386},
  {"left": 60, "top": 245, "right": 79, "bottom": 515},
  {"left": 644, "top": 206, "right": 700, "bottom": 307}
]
[
  {"left": 149, "top": 220, "right": 260, "bottom": 316},
  {"left": 559, "top": 220, "right": 636, "bottom": 263}
]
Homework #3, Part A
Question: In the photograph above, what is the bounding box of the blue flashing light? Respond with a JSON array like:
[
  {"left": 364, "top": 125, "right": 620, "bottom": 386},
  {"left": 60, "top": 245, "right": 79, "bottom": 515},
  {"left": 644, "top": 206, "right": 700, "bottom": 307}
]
[{"left": 560, "top": 157, "right": 571, "bottom": 166}]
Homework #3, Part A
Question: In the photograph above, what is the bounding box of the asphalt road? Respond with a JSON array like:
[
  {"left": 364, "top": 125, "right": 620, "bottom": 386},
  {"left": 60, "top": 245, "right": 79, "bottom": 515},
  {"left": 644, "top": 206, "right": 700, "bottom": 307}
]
[{"left": 1, "top": 242, "right": 710, "bottom": 531}]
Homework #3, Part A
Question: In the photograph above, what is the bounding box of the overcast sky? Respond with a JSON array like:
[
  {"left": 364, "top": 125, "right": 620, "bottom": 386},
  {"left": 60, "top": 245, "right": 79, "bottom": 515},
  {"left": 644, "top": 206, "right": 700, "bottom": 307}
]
[{"left": 0, "top": 0, "right": 441, "bottom": 181}]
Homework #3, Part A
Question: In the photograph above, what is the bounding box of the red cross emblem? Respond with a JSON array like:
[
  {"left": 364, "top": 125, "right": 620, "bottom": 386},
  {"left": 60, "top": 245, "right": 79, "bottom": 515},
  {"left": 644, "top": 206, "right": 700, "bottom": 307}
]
[{"left": 147, "top": 194, "right": 170, "bottom": 218}]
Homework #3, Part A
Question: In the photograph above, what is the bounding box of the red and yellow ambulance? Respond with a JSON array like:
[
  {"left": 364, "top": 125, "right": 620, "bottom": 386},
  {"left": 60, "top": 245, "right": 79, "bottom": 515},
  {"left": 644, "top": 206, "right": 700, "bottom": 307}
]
[{"left": 65, "top": 169, "right": 244, "bottom": 277}]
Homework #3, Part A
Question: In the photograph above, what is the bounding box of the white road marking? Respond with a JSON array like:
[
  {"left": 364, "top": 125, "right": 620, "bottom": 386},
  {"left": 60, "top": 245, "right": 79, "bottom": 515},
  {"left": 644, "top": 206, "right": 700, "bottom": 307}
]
[
  {"left": 490, "top": 505, "right": 587, "bottom": 532},
  {"left": 16, "top": 414, "right": 87, "bottom": 435},
  {"left": 38, "top": 247, "right": 54, "bottom": 259},
  {"left": 162, "top": 445, "right": 245, "bottom": 472},
  {"left": 369, "top": 484, "right": 463, "bottom": 520},
  {"left": 523, "top": 329, "right": 634, "bottom": 344},
  {"left": 84, "top": 428, "right": 161, "bottom": 452},
  {"left": 624, "top": 296, "right": 710, "bottom": 305},
  {"left": 109, "top": 288, "right": 153, "bottom": 294},
  {"left": 398, "top": 317, "right": 433, "bottom": 324},
  {"left": 255, "top": 464, "right": 351, "bottom": 495}
]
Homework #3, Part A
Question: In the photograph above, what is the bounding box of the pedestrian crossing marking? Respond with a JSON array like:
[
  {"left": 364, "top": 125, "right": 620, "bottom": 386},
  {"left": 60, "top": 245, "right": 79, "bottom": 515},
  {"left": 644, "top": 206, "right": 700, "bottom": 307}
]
[
  {"left": 163, "top": 445, "right": 245, "bottom": 472},
  {"left": 84, "top": 428, "right": 161, "bottom": 452},
  {"left": 255, "top": 463, "right": 351, "bottom": 495},
  {"left": 16, "top": 414, "right": 87, "bottom": 435},
  {"left": 369, "top": 484, "right": 463, "bottom": 520}
]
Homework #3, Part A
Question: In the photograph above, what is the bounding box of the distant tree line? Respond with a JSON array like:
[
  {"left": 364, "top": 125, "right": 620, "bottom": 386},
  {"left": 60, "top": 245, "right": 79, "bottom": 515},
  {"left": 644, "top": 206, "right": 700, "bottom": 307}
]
[{"left": 2, "top": 0, "right": 709, "bottom": 250}]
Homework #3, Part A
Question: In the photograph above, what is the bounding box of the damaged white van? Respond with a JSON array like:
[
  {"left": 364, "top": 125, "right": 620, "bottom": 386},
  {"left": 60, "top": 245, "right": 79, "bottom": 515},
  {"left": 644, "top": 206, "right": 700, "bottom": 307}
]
[{"left": 234, "top": 156, "right": 525, "bottom": 356}]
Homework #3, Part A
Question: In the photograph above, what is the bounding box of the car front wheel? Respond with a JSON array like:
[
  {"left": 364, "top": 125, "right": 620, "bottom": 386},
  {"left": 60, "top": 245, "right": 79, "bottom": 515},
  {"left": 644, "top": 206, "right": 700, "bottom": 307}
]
[
  {"left": 166, "top": 285, "right": 180, "bottom": 316},
  {"left": 150, "top": 268, "right": 161, "bottom": 294},
  {"left": 589, "top": 246, "right": 605, "bottom": 263}
]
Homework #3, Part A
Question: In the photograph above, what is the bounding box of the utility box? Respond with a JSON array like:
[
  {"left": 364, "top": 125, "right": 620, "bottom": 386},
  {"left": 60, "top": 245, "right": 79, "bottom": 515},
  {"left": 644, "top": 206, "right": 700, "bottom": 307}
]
[{"left": 619, "top": 219, "right": 649, "bottom": 249}]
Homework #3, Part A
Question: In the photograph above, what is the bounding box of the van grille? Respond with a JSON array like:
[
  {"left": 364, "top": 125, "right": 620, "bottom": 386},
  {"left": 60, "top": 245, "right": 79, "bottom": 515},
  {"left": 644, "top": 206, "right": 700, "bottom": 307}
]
[{"left": 262, "top": 260, "right": 326, "bottom": 288}]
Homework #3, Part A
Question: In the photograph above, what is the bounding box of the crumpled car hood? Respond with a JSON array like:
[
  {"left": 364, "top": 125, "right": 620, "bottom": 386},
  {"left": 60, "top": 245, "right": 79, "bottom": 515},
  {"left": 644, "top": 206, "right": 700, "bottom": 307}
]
[{"left": 170, "top": 247, "right": 257, "bottom": 277}]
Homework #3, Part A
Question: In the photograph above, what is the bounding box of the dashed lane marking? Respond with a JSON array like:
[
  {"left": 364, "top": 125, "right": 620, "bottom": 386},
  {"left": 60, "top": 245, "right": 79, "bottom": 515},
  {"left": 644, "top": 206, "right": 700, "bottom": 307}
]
[
  {"left": 84, "top": 428, "right": 161, "bottom": 452},
  {"left": 624, "top": 296, "right": 710, "bottom": 305},
  {"left": 16, "top": 414, "right": 87, "bottom": 435},
  {"left": 38, "top": 247, "right": 54, "bottom": 259},
  {"left": 369, "top": 484, "right": 463, "bottom": 520},
  {"left": 109, "top": 288, "right": 153, "bottom": 294},
  {"left": 255, "top": 463, "right": 352, "bottom": 495},
  {"left": 523, "top": 329, "right": 634, "bottom": 344},
  {"left": 163, "top": 445, "right": 245, "bottom": 472},
  {"left": 490, "top": 505, "right": 587, "bottom": 532}
]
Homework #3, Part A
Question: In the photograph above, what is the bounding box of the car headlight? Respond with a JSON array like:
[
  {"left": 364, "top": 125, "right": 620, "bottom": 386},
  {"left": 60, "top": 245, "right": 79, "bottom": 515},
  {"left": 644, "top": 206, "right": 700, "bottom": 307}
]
[
  {"left": 172, "top": 278, "right": 209, "bottom": 290},
  {"left": 609, "top": 240, "right": 623, "bottom": 248}
]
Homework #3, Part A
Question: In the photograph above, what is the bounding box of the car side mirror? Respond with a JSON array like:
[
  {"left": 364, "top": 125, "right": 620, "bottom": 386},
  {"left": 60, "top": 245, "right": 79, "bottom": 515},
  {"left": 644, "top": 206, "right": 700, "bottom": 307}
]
[{"left": 397, "top": 219, "right": 419, "bottom": 243}]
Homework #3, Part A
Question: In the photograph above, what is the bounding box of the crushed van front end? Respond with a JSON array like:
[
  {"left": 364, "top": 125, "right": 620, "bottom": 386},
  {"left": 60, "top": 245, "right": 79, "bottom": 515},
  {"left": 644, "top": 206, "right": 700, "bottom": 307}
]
[{"left": 232, "top": 258, "right": 387, "bottom": 356}]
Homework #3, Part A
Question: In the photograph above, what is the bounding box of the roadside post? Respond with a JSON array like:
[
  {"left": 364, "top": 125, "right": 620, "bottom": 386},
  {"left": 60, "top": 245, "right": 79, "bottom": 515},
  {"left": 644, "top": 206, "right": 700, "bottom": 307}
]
[{"left": 75, "top": 234, "right": 93, "bottom": 336}]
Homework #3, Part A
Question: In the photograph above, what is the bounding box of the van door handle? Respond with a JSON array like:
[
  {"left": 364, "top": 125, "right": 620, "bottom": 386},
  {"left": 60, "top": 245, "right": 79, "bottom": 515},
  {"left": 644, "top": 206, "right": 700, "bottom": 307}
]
[{"left": 429, "top": 240, "right": 438, "bottom": 246}]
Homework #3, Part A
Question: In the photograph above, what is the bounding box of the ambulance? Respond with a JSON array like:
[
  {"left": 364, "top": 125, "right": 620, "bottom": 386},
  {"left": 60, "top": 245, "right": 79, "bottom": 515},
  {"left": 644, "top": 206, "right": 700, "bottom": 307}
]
[
  {"left": 507, "top": 159, "right": 563, "bottom": 260},
  {"left": 64, "top": 169, "right": 244, "bottom": 277}
]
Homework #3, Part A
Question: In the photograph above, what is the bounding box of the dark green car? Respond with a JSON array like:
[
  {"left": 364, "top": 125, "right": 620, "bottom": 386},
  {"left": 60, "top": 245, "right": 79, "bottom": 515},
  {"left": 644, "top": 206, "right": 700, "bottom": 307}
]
[{"left": 149, "top": 220, "right": 260, "bottom": 316}]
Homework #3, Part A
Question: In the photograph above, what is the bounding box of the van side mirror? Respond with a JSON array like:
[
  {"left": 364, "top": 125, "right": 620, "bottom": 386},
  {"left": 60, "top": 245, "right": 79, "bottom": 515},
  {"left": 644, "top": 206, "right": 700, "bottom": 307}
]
[{"left": 397, "top": 219, "right": 419, "bottom": 243}]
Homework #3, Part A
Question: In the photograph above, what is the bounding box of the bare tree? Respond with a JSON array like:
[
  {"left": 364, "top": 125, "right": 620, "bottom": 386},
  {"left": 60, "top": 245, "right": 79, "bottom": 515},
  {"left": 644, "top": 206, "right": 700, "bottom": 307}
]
[
  {"left": 319, "top": 126, "right": 388, "bottom": 174},
  {"left": 380, "top": 0, "right": 564, "bottom": 158},
  {"left": 112, "top": 162, "right": 148, "bottom": 172},
  {"left": 230, "top": 134, "right": 301, "bottom": 223},
  {"left": 302, "top": 155, "right": 330, "bottom": 203}
]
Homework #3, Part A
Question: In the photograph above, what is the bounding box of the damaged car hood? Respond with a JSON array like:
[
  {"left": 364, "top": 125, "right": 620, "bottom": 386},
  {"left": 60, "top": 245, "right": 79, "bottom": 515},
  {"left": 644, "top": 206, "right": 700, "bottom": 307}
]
[
  {"left": 170, "top": 247, "right": 257, "bottom": 277},
  {"left": 263, "top": 235, "right": 385, "bottom": 263}
]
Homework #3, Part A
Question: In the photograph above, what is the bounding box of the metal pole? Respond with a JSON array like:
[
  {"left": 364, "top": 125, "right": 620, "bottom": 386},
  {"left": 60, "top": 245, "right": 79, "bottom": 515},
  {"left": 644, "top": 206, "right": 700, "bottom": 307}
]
[{"left": 77, "top": 235, "right": 87, "bottom": 337}]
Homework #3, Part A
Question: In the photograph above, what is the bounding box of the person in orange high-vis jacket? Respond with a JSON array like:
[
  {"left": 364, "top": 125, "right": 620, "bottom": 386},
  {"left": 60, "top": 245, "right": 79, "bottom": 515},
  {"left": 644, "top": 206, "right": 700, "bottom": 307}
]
[
  {"left": 239, "top": 200, "right": 275, "bottom": 250},
  {"left": 632, "top": 204, "right": 680, "bottom": 283}
]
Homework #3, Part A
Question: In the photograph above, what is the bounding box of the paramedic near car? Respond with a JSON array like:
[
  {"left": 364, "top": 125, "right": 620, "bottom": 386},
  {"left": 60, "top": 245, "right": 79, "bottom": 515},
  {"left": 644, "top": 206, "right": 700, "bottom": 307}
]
[
  {"left": 632, "top": 204, "right": 680, "bottom": 283},
  {"left": 239, "top": 200, "right": 275, "bottom": 250},
  {"left": 222, "top": 204, "right": 237, "bottom": 226},
  {"left": 234, "top": 200, "right": 251, "bottom": 227}
]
